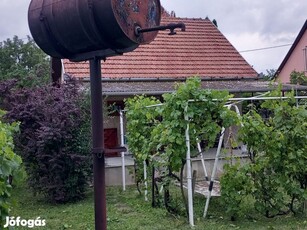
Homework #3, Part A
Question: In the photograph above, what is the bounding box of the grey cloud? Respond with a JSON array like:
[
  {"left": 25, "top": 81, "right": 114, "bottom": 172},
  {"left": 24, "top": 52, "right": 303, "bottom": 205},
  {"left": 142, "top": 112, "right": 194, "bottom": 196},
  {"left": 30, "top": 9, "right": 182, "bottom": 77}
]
[
  {"left": 160, "top": 0, "right": 307, "bottom": 72},
  {"left": 1, "top": 0, "right": 306, "bottom": 73},
  {"left": 0, "top": 1, "right": 30, "bottom": 41},
  {"left": 161, "top": 0, "right": 306, "bottom": 37},
  {"left": 259, "top": 1, "right": 307, "bottom": 35},
  {"left": 1, "top": 0, "right": 305, "bottom": 42}
]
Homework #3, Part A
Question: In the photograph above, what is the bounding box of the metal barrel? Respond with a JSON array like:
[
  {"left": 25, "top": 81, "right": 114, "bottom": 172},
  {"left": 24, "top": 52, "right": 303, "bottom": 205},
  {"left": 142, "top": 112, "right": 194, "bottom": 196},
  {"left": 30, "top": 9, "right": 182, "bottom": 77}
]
[{"left": 28, "top": 0, "right": 161, "bottom": 59}]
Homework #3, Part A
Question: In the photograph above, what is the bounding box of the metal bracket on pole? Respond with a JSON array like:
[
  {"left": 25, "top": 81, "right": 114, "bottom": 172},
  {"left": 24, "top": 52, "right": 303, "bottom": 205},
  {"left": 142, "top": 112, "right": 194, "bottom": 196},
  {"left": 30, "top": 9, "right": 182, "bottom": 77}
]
[
  {"left": 135, "top": 23, "right": 186, "bottom": 36},
  {"left": 92, "top": 148, "right": 104, "bottom": 159}
]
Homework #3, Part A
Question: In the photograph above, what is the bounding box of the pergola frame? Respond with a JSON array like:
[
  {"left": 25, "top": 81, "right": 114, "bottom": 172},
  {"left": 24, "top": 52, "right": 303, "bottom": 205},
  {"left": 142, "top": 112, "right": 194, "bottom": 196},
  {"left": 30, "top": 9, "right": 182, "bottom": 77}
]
[{"left": 119, "top": 94, "right": 307, "bottom": 227}]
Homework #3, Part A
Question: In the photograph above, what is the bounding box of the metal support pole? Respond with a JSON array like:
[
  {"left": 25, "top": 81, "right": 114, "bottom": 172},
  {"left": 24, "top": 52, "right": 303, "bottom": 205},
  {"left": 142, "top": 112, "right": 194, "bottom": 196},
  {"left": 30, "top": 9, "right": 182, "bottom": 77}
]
[
  {"left": 144, "top": 160, "right": 148, "bottom": 201},
  {"left": 90, "top": 58, "right": 107, "bottom": 230},
  {"left": 184, "top": 104, "right": 194, "bottom": 227},
  {"left": 119, "top": 110, "right": 126, "bottom": 191},
  {"left": 152, "top": 165, "right": 156, "bottom": 207},
  {"left": 203, "top": 127, "right": 225, "bottom": 218},
  {"left": 197, "top": 142, "right": 209, "bottom": 181}
]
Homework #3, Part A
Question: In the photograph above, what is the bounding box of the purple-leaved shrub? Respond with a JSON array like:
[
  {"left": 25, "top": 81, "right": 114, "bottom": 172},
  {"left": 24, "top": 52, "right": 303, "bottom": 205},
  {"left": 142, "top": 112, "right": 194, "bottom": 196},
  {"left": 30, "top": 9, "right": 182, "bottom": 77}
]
[{"left": 0, "top": 79, "right": 92, "bottom": 203}]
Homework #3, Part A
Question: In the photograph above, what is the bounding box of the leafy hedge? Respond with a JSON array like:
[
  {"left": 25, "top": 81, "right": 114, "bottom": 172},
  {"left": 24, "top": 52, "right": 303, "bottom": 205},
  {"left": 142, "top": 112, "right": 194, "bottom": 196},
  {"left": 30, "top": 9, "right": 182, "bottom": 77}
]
[
  {"left": 221, "top": 90, "right": 307, "bottom": 219},
  {"left": 0, "top": 110, "right": 23, "bottom": 226},
  {"left": 0, "top": 80, "right": 92, "bottom": 203}
]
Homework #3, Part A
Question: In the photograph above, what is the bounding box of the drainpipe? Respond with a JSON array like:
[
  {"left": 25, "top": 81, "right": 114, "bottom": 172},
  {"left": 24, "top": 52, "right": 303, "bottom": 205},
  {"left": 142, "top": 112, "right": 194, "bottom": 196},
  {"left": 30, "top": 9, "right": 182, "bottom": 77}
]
[{"left": 119, "top": 110, "right": 126, "bottom": 191}]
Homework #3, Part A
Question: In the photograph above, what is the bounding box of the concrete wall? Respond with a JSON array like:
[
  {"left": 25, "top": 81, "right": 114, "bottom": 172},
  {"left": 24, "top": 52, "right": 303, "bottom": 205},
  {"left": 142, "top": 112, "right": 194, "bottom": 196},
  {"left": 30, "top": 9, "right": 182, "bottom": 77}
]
[
  {"left": 105, "top": 149, "right": 249, "bottom": 186},
  {"left": 106, "top": 165, "right": 136, "bottom": 186}
]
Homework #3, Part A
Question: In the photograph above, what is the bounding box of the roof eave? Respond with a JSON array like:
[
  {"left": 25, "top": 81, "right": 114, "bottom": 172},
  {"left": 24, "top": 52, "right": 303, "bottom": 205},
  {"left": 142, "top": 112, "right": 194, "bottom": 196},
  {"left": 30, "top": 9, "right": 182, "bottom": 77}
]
[
  {"left": 78, "top": 76, "right": 260, "bottom": 83},
  {"left": 101, "top": 84, "right": 307, "bottom": 97}
]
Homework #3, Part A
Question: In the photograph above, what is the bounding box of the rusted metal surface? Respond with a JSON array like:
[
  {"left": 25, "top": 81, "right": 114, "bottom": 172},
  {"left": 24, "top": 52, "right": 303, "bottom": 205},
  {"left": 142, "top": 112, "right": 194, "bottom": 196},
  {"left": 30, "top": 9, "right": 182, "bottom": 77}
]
[
  {"left": 90, "top": 58, "right": 107, "bottom": 230},
  {"left": 28, "top": 0, "right": 161, "bottom": 59},
  {"left": 51, "top": 58, "right": 62, "bottom": 86},
  {"left": 135, "top": 22, "right": 186, "bottom": 36},
  {"left": 27, "top": 2, "right": 185, "bottom": 230},
  {"left": 112, "top": 0, "right": 161, "bottom": 44},
  {"left": 104, "top": 146, "right": 127, "bottom": 154}
]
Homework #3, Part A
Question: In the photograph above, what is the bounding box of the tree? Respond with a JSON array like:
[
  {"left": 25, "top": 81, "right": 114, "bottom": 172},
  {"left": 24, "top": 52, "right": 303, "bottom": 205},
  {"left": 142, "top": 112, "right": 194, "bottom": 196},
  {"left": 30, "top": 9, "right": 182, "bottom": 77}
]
[
  {"left": 262, "top": 69, "right": 277, "bottom": 81},
  {"left": 0, "top": 36, "right": 50, "bottom": 88}
]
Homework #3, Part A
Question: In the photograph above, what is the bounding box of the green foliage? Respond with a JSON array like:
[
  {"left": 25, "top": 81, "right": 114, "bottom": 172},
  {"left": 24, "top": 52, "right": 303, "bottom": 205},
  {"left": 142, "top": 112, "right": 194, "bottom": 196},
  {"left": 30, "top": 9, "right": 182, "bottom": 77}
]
[
  {"left": 221, "top": 90, "right": 307, "bottom": 219},
  {"left": 156, "top": 78, "right": 238, "bottom": 172},
  {"left": 125, "top": 95, "right": 161, "bottom": 162},
  {"left": 290, "top": 70, "right": 307, "bottom": 85},
  {"left": 0, "top": 110, "right": 24, "bottom": 227},
  {"left": 126, "top": 77, "right": 238, "bottom": 172},
  {"left": 0, "top": 36, "right": 50, "bottom": 88},
  {"left": 262, "top": 69, "right": 277, "bottom": 81},
  {"left": 220, "top": 162, "right": 253, "bottom": 220},
  {"left": 125, "top": 77, "right": 239, "bottom": 213},
  {"left": 125, "top": 95, "right": 161, "bottom": 184}
]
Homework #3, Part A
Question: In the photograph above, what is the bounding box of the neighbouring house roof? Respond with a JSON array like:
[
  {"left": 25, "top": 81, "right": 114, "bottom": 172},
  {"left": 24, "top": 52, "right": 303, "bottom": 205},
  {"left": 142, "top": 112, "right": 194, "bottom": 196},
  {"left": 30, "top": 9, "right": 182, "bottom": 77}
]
[
  {"left": 276, "top": 19, "right": 307, "bottom": 78},
  {"left": 63, "top": 16, "right": 258, "bottom": 80}
]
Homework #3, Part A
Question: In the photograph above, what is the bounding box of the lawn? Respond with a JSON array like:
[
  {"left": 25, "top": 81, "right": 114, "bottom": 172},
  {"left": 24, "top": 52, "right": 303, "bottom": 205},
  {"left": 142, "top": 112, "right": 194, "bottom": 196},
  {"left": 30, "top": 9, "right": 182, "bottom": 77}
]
[{"left": 10, "top": 183, "right": 307, "bottom": 230}]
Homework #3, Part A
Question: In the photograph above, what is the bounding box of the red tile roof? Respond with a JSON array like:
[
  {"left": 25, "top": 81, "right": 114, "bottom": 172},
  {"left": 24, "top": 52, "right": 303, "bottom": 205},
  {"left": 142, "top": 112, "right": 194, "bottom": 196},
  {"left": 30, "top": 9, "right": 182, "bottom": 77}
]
[{"left": 63, "top": 17, "right": 258, "bottom": 79}]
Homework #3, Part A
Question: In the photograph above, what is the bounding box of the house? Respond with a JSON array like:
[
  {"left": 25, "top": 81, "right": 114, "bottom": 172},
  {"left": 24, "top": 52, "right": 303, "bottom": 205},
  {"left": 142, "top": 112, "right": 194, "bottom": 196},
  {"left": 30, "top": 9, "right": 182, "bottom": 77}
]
[
  {"left": 63, "top": 14, "right": 307, "bottom": 155},
  {"left": 276, "top": 19, "right": 307, "bottom": 83},
  {"left": 63, "top": 15, "right": 306, "bottom": 158},
  {"left": 61, "top": 14, "right": 307, "bottom": 187},
  {"left": 62, "top": 15, "right": 262, "bottom": 156}
]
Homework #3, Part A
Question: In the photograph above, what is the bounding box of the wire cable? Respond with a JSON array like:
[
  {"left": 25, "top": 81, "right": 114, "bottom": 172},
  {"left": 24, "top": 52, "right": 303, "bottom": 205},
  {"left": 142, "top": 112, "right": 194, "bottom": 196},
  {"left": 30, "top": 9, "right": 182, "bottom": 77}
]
[{"left": 239, "top": 44, "right": 292, "bottom": 53}]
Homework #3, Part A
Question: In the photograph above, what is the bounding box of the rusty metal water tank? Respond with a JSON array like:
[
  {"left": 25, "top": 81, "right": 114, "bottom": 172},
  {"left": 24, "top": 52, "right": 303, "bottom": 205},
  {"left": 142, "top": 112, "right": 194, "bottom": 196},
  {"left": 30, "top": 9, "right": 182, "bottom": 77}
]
[{"left": 28, "top": 0, "right": 161, "bottom": 60}]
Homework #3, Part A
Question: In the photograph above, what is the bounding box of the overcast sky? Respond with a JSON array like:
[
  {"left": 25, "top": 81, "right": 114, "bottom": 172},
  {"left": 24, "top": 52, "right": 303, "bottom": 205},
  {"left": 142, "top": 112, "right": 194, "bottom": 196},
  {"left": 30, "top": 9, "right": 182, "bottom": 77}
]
[{"left": 0, "top": 0, "right": 306, "bottom": 73}]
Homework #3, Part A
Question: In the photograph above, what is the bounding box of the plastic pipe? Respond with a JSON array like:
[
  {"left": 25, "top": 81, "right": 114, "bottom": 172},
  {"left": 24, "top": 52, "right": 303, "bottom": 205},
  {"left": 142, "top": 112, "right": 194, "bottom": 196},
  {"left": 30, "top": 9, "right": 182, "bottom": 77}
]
[{"left": 119, "top": 110, "right": 126, "bottom": 191}]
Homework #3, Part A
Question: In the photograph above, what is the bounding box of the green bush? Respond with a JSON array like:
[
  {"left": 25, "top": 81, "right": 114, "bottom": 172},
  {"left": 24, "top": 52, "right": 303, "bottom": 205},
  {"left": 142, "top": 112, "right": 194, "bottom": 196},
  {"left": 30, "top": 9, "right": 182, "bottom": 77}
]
[
  {"left": 290, "top": 70, "right": 307, "bottom": 85},
  {"left": 221, "top": 90, "right": 307, "bottom": 219},
  {"left": 0, "top": 110, "right": 24, "bottom": 227}
]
